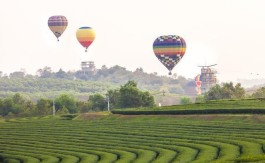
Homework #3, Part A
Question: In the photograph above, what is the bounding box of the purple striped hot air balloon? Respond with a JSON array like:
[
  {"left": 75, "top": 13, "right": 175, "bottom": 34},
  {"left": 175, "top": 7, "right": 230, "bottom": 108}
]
[
  {"left": 48, "top": 15, "right": 68, "bottom": 41},
  {"left": 153, "top": 35, "right": 186, "bottom": 75}
]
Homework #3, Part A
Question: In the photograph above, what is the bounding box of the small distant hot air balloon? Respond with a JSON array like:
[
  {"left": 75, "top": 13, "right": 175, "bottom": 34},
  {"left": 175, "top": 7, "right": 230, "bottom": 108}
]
[
  {"left": 195, "top": 74, "right": 202, "bottom": 95},
  {"left": 76, "top": 27, "right": 95, "bottom": 52},
  {"left": 153, "top": 35, "right": 186, "bottom": 75},
  {"left": 48, "top": 15, "right": 68, "bottom": 41},
  {"left": 195, "top": 74, "right": 202, "bottom": 87}
]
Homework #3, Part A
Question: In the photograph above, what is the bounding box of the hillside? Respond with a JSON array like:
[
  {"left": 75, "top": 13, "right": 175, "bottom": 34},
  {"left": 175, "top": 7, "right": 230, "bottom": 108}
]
[{"left": 0, "top": 65, "right": 196, "bottom": 105}]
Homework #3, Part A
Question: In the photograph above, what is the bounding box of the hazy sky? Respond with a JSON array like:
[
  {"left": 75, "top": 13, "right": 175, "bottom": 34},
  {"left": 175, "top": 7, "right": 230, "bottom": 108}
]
[{"left": 0, "top": 0, "right": 265, "bottom": 83}]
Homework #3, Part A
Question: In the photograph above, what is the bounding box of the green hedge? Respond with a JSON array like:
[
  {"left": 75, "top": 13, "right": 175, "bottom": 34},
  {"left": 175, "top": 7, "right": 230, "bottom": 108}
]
[
  {"left": 112, "top": 98, "right": 265, "bottom": 114},
  {"left": 111, "top": 108, "right": 265, "bottom": 115}
]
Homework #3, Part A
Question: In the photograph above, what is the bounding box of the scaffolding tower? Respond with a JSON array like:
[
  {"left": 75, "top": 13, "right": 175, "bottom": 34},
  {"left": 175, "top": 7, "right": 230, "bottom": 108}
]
[
  {"left": 199, "top": 64, "right": 218, "bottom": 92},
  {"left": 81, "top": 61, "right": 96, "bottom": 73}
]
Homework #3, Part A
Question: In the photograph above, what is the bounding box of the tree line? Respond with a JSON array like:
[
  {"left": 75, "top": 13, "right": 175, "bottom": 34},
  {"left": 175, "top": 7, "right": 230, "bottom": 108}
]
[
  {"left": 194, "top": 82, "right": 265, "bottom": 103},
  {"left": 1, "top": 81, "right": 265, "bottom": 117},
  {"left": 0, "top": 81, "right": 154, "bottom": 117}
]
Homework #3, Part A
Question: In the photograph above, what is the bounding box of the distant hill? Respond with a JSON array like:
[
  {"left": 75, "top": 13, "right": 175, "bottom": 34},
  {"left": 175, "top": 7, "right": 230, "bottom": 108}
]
[
  {"left": 238, "top": 78, "right": 265, "bottom": 88},
  {"left": 0, "top": 65, "right": 197, "bottom": 105}
]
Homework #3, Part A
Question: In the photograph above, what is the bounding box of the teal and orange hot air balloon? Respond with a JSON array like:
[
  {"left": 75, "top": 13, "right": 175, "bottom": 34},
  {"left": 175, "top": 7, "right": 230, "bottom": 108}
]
[
  {"left": 48, "top": 15, "right": 68, "bottom": 41},
  {"left": 153, "top": 35, "right": 186, "bottom": 75},
  {"left": 76, "top": 27, "right": 95, "bottom": 52}
]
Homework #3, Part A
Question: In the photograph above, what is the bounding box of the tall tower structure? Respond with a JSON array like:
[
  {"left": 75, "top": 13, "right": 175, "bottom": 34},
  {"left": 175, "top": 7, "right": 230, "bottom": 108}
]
[
  {"left": 199, "top": 64, "right": 218, "bottom": 92},
  {"left": 81, "top": 61, "right": 96, "bottom": 73}
]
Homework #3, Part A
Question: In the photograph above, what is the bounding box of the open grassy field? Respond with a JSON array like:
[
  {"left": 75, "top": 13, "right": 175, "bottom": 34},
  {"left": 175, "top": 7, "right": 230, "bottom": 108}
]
[{"left": 0, "top": 114, "right": 265, "bottom": 163}]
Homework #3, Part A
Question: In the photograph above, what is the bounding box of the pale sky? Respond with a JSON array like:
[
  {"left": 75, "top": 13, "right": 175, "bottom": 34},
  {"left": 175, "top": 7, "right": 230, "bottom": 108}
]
[{"left": 0, "top": 0, "right": 265, "bottom": 84}]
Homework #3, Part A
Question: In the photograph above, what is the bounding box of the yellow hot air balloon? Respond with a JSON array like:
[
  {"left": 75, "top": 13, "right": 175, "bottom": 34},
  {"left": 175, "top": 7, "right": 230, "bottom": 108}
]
[
  {"left": 76, "top": 27, "right": 95, "bottom": 52},
  {"left": 48, "top": 15, "right": 68, "bottom": 41}
]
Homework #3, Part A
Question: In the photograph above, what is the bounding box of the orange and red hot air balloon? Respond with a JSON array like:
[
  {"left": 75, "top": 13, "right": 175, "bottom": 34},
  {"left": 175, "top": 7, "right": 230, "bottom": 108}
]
[
  {"left": 76, "top": 27, "right": 95, "bottom": 52},
  {"left": 195, "top": 74, "right": 202, "bottom": 95}
]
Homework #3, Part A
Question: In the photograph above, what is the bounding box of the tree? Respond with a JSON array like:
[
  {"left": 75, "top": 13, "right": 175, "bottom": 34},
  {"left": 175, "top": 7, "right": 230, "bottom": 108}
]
[
  {"left": 234, "top": 83, "right": 245, "bottom": 98},
  {"left": 118, "top": 80, "right": 155, "bottom": 108},
  {"left": 37, "top": 66, "right": 53, "bottom": 78},
  {"left": 119, "top": 81, "right": 142, "bottom": 108},
  {"left": 107, "top": 89, "right": 121, "bottom": 109},
  {"left": 0, "top": 98, "right": 4, "bottom": 115},
  {"left": 195, "top": 95, "right": 205, "bottom": 103},
  {"left": 134, "top": 67, "right": 144, "bottom": 74},
  {"left": 205, "top": 82, "right": 245, "bottom": 100},
  {"left": 180, "top": 96, "right": 192, "bottom": 104},
  {"left": 55, "top": 69, "right": 67, "bottom": 79},
  {"left": 101, "top": 65, "right": 107, "bottom": 70},
  {"left": 36, "top": 98, "right": 52, "bottom": 115},
  {"left": 0, "top": 94, "right": 32, "bottom": 116},
  {"left": 56, "top": 106, "right": 69, "bottom": 115},
  {"left": 12, "top": 93, "right": 28, "bottom": 115},
  {"left": 140, "top": 91, "right": 155, "bottom": 107},
  {"left": 2, "top": 98, "right": 15, "bottom": 116},
  {"left": 205, "top": 84, "right": 222, "bottom": 100},
  {"left": 88, "top": 94, "right": 107, "bottom": 111},
  {"left": 252, "top": 87, "right": 265, "bottom": 98},
  {"left": 9, "top": 71, "right": 25, "bottom": 78},
  {"left": 55, "top": 94, "right": 77, "bottom": 113}
]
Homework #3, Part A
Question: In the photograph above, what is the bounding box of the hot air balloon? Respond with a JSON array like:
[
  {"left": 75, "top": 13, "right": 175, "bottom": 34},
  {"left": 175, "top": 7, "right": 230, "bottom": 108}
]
[
  {"left": 48, "top": 15, "right": 68, "bottom": 41},
  {"left": 76, "top": 27, "right": 95, "bottom": 52},
  {"left": 153, "top": 35, "right": 186, "bottom": 75},
  {"left": 195, "top": 74, "right": 202, "bottom": 95},
  {"left": 195, "top": 74, "right": 202, "bottom": 87}
]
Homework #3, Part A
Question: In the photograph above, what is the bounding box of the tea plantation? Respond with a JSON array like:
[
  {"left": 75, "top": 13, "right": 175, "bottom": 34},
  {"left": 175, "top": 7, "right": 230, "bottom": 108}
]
[
  {"left": 112, "top": 98, "right": 265, "bottom": 115},
  {"left": 0, "top": 114, "right": 265, "bottom": 163}
]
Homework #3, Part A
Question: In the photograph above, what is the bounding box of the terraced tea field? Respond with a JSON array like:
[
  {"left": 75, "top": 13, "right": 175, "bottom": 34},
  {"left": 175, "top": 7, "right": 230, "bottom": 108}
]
[
  {"left": 112, "top": 98, "right": 265, "bottom": 115},
  {"left": 0, "top": 114, "right": 265, "bottom": 162}
]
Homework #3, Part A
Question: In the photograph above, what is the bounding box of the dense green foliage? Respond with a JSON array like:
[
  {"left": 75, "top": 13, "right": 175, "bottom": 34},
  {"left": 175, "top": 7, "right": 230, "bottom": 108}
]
[
  {"left": 0, "top": 93, "right": 80, "bottom": 116},
  {"left": 0, "top": 115, "right": 264, "bottom": 162},
  {"left": 252, "top": 87, "right": 265, "bottom": 98},
  {"left": 0, "top": 81, "right": 155, "bottom": 117},
  {"left": 0, "top": 93, "right": 35, "bottom": 116},
  {"left": 205, "top": 82, "right": 245, "bottom": 100},
  {"left": 180, "top": 96, "right": 192, "bottom": 104},
  {"left": 108, "top": 81, "right": 155, "bottom": 108},
  {"left": 88, "top": 94, "right": 108, "bottom": 111},
  {"left": 54, "top": 94, "right": 77, "bottom": 114}
]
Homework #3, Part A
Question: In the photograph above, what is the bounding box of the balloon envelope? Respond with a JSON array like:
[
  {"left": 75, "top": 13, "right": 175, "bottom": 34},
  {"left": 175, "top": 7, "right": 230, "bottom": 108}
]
[
  {"left": 153, "top": 35, "right": 186, "bottom": 75},
  {"left": 48, "top": 15, "right": 68, "bottom": 41},
  {"left": 196, "top": 81, "right": 202, "bottom": 87},
  {"left": 195, "top": 74, "right": 202, "bottom": 87},
  {"left": 195, "top": 74, "right": 201, "bottom": 81},
  {"left": 195, "top": 74, "right": 202, "bottom": 94},
  {"left": 76, "top": 27, "right": 95, "bottom": 52}
]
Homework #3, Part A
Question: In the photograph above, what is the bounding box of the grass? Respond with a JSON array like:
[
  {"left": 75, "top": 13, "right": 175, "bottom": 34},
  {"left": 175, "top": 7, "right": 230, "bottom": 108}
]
[{"left": 0, "top": 117, "right": 5, "bottom": 123}]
